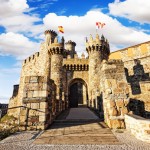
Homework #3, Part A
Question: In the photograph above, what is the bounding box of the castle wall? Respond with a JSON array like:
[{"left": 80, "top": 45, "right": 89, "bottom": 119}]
[
  {"left": 8, "top": 42, "right": 51, "bottom": 117},
  {"left": 109, "top": 42, "right": 150, "bottom": 118},
  {"left": 109, "top": 41, "right": 150, "bottom": 75},
  {"left": 125, "top": 114, "right": 150, "bottom": 143},
  {"left": 100, "top": 60, "right": 129, "bottom": 128},
  {"left": 20, "top": 76, "right": 56, "bottom": 130}
]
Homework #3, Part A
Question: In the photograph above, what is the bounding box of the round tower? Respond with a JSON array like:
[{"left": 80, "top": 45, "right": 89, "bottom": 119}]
[
  {"left": 49, "top": 35, "right": 65, "bottom": 112},
  {"left": 65, "top": 40, "right": 76, "bottom": 58},
  {"left": 45, "top": 30, "right": 57, "bottom": 46},
  {"left": 86, "top": 34, "right": 110, "bottom": 107}
]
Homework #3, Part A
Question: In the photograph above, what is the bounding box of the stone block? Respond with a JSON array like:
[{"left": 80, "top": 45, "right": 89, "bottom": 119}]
[
  {"left": 105, "top": 80, "right": 111, "bottom": 88},
  {"left": 33, "top": 91, "right": 39, "bottom": 97},
  {"left": 125, "top": 87, "right": 129, "bottom": 94},
  {"left": 20, "top": 109, "right": 27, "bottom": 116},
  {"left": 113, "top": 88, "right": 123, "bottom": 94},
  {"left": 29, "top": 110, "right": 37, "bottom": 116},
  {"left": 39, "top": 115, "right": 46, "bottom": 122},
  {"left": 25, "top": 76, "right": 30, "bottom": 83},
  {"left": 124, "top": 99, "right": 129, "bottom": 106},
  {"left": 110, "top": 79, "right": 117, "bottom": 87},
  {"left": 31, "top": 103, "right": 39, "bottom": 109},
  {"left": 42, "top": 84, "right": 47, "bottom": 90},
  {"left": 118, "top": 82, "right": 127, "bottom": 89},
  {"left": 106, "top": 88, "right": 112, "bottom": 94},
  {"left": 30, "top": 76, "right": 38, "bottom": 83},
  {"left": 26, "top": 103, "right": 31, "bottom": 108},
  {"left": 107, "top": 100, "right": 116, "bottom": 108},
  {"left": 121, "top": 106, "right": 128, "bottom": 116},
  {"left": 39, "top": 91, "right": 47, "bottom": 97},
  {"left": 40, "top": 102, "right": 48, "bottom": 109},
  {"left": 109, "top": 119, "right": 121, "bottom": 129},
  {"left": 27, "top": 91, "right": 33, "bottom": 98},
  {"left": 19, "top": 115, "right": 26, "bottom": 122},
  {"left": 23, "top": 91, "right": 27, "bottom": 98},
  {"left": 109, "top": 107, "right": 118, "bottom": 116},
  {"left": 116, "top": 99, "right": 124, "bottom": 107}
]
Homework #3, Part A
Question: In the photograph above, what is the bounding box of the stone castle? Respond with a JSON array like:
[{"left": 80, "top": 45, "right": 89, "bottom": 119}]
[{"left": 8, "top": 29, "right": 150, "bottom": 132}]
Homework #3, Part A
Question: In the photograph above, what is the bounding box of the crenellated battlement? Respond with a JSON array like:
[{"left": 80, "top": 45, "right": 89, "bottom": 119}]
[
  {"left": 23, "top": 52, "right": 40, "bottom": 65},
  {"left": 49, "top": 47, "right": 64, "bottom": 55},
  {"left": 64, "top": 64, "right": 89, "bottom": 71},
  {"left": 107, "top": 59, "right": 123, "bottom": 64},
  {"left": 45, "top": 30, "right": 58, "bottom": 46},
  {"left": 86, "top": 34, "right": 110, "bottom": 61},
  {"left": 86, "top": 34, "right": 110, "bottom": 53},
  {"left": 65, "top": 40, "right": 76, "bottom": 46},
  {"left": 44, "top": 30, "right": 57, "bottom": 37},
  {"left": 63, "top": 55, "right": 89, "bottom": 71}
]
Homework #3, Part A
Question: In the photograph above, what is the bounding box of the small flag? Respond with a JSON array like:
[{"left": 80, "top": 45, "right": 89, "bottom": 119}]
[
  {"left": 58, "top": 26, "right": 64, "bottom": 33},
  {"left": 96, "top": 22, "right": 106, "bottom": 29}
]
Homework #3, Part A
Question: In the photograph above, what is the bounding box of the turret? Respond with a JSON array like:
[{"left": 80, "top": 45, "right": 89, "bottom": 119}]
[
  {"left": 86, "top": 34, "right": 110, "bottom": 107},
  {"left": 65, "top": 40, "right": 76, "bottom": 58},
  {"left": 48, "top": 33, "right": 65, "bottom": 112},
  {"left": 86, "top": 34, "right": 110, "bottom": 61},
  {"left": 45, "top": 30, "right": 57, "bottom": 46}
]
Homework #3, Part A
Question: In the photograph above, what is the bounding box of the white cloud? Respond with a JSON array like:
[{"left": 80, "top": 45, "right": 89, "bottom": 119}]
[
  {"left": 43, "top": 10, "right": 150, "bottom": 52},
  {"left": 0, "top": 0, "right": 43, "bottom": 37},
  {"left": 109, "top": 0, "right": 150, "bottom": 23},
  {"left": 0, "top": 32, "right": 39, "bottom": 59},
  {"left": 0, "top": 0, "right": 29, "bottom": 17}
]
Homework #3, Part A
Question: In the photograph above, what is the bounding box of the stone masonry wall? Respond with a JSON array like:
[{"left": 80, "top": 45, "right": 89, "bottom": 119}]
[
  {"left": 100, "top": 60, "right": 130, "bottom": 128},
  {"left": 8, "top": 42, "right": 51, "bottom": 117},
  {"left": 19, "top": 76, "right": 56, "bottom": 130},
  {"left": 109, "top": 42, "right": 150, "bottom": 119},
  {"left": 125, "top": 114, "right": 150, "bottom": 143}
]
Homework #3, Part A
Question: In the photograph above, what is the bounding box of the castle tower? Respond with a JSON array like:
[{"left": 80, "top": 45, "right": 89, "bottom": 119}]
[
  {"left": 48, "top": 33, "right": 65, "bottom": 112},
  {"left": 45, "top": 30, "right": 57, "bottom": 46},
  {"left": 65, "top": 40, "right": 76, "bottom": 58},
  {"left": 86, "top": 34, "right": 110, "bottom": 107}
]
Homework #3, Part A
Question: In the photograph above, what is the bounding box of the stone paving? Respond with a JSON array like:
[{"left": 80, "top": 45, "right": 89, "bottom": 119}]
[
  {"left": 34, "top": 122, "right": 120, "bottom": 145},
  {"left": 66, "top": 108, "right": 99, "bottom": 120},
  {"left": 0, "top": 108, "right": 150, "bottom": 150}
]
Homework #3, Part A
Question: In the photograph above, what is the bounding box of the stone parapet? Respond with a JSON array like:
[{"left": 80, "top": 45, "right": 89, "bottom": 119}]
[
  {"left": 63, "top": 58, "right": 89, "bottom": 71},
  {"left": 125, "top": 114, "right": 150, "bottom": 143},
  {"left": 100, "top": 60, "right": 130, "bottom": 128},
  {"left": 23, "top": 52, "right": 40, "bottom": 65}
]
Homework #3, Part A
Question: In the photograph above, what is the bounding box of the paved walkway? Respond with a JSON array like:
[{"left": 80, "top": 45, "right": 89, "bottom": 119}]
[
  {"left": 0, "top": 108, "right": 150, "bottom": 149},
  {"left": 66, "top": 108, "right": 99, "bottom": 120},
  {"left": 34, "top": 108, "right": 115, "bottom": 144}
]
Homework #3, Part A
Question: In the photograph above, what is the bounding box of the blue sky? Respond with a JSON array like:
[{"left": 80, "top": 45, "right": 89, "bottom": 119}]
[{"left": 0, "top": 0, "right": 150, "bottom": 103}]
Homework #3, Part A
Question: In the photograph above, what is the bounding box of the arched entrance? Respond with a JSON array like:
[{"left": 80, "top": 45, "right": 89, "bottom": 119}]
[{"left": 68, "top": 78, "right": 88, "bottom": 108}]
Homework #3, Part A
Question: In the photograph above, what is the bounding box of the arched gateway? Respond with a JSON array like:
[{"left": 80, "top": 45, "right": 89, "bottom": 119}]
[{"left": 68, "top": 78, "right": 88, "bottom": 108}]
